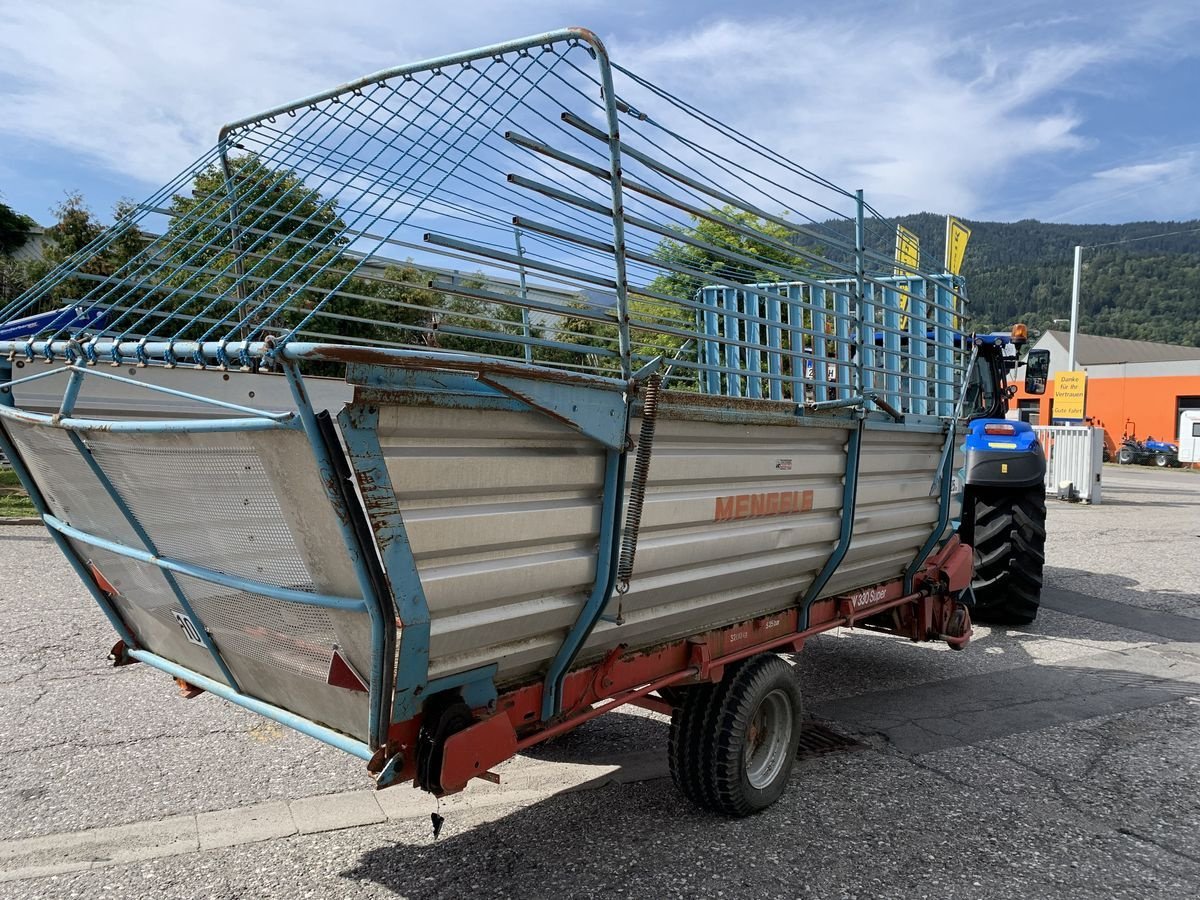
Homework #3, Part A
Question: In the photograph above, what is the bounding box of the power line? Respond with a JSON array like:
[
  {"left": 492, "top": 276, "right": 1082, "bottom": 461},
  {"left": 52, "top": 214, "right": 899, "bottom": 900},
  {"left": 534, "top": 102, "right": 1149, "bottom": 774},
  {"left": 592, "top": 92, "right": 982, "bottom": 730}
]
[{"left": 1086, "top": 225, "right": 1200, "bottom": 249}]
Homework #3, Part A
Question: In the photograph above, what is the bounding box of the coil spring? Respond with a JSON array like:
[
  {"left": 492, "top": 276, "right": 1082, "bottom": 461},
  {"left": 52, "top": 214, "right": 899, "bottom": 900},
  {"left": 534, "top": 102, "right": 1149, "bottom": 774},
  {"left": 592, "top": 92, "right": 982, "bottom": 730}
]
[{"left": 616, "top": 373, "right": 662, "bottom": 594}]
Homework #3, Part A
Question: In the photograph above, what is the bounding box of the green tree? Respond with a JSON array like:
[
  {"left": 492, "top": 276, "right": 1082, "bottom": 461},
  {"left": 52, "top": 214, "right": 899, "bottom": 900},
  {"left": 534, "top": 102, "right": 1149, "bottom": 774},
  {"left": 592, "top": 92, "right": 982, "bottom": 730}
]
[
  {"left": 635, "top": 206, "right": 813, "bottom": 386},
  {"left": 0, "top": 201, "right": 35, "bottom": 257}
]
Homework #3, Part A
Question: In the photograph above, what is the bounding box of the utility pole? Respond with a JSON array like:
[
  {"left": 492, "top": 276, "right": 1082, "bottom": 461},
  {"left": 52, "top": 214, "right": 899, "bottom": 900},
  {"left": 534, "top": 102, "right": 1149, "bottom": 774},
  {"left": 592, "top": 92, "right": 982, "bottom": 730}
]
[{"left": 1068, "top": 244, "right": 1082, "bottom": 371}]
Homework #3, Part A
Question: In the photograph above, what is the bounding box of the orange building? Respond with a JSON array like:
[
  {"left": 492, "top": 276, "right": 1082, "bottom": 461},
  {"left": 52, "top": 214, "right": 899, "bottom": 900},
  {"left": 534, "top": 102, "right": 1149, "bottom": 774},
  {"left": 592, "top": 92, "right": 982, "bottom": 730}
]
[{"left": 1012, "top": 331, "right": 1200, "bottom": 455}]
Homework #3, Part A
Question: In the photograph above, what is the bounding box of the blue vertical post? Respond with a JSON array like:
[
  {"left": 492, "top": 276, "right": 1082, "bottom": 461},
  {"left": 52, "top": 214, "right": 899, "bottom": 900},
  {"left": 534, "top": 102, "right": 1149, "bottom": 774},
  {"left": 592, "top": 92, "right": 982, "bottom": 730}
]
[
  {"left": 786, "top": 284, "right": 805, "bottom": 403},
  {"left": 542, "top": 447, "right": 625, "bottom": 720},
  {"left": 834, "top": 286, "right": 851, "bottom": 401},
  {"left": 765, "top": 288, "right": 783, "bottom": 402},
  {"left": 513, "top": 227, "right": 533, "bottom": 365},
  {"left": 910, "top": 279, "right": 928, "bottom": 416},
  {"left": 744, "top": 289, "right": 762, "bottom": 400},
  {"left": 337, "top": 404, "right": 428, "bottom": 728},
  {"left": 702, "top": 287, "right": 722, "bottom": 396},
  {"left": 853, "top": 190, "right": 866, "bottom": 398},
  {"left": 860, "top": 281, "right": 875, "bottom": 398},
  {"left": 811, "top": 286, "right": 828, "bottom": 405},
  {"left": 935, "top": 281, "right": 954, "bottom": 416},
  {"left": 722, "top": 288, "right": 741, "bottom": 398},
  {"left": 587, "top": 35, "right": 633, "bottom": 380},
  {"left": 883, "top": 283, "right": 902, "bottom": 412}
]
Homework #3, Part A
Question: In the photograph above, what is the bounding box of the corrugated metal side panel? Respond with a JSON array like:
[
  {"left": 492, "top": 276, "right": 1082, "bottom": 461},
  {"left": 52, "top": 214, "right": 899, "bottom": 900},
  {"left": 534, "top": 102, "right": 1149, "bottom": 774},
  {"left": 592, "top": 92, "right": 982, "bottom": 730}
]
[
  {"left": 824, "top": 428, "right": 946, "bottom": 595},
  {"left": 374, "top": 404, "right": 604, "bottom": 682},
  {"left": 592, "top": 417, "right": 848, "bottom": 661},
  {"left": 378, "top": 402, "right": 953, "bottom": 685}
]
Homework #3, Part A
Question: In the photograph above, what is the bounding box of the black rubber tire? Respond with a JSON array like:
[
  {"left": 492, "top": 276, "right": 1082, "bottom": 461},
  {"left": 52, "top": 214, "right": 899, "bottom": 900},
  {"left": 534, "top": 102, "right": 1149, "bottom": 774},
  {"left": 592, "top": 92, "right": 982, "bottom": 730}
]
[
  {"left": 667, "top": 684, "right": 716, "bottom": 808},
  {"left": 1155, "top": 453, "right": 1169, "bottom": 468},
  {"left": 704, "top": 655, "right": 804, "bottom": 817},
  {"left": 967, "top": 486, "right": 1046, "bottom": 625},
  {"left": 1117, "top": 447, "right": 1135, "bottom": 465}
]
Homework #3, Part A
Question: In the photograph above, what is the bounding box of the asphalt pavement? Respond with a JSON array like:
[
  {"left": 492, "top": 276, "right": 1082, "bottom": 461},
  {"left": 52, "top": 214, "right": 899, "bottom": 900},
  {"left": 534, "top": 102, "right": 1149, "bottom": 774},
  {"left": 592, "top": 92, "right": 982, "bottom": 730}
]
[{"left": 1, "top": 463, "right": 1198, "bottom": 898}]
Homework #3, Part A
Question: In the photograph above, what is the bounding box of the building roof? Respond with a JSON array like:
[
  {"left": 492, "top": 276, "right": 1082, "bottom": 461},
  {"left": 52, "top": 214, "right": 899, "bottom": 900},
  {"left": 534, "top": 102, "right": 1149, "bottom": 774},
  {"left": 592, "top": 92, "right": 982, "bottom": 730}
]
[{"left": 1042, "top": 330, "right": 1200, "bottom": 365}]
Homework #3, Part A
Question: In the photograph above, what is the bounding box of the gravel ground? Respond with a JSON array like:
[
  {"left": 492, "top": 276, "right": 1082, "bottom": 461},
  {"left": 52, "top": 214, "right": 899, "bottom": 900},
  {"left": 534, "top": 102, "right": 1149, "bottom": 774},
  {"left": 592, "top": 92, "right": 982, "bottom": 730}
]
[{"left": 3, "top": 464, "right": 1199, "bottom": 898}]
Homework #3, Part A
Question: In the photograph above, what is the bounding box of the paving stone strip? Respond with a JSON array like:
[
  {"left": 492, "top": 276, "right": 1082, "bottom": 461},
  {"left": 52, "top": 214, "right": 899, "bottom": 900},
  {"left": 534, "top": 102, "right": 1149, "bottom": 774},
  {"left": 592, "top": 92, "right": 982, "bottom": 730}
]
[{"left": 0, "top": 750, "right": 667, "bottom": 884}]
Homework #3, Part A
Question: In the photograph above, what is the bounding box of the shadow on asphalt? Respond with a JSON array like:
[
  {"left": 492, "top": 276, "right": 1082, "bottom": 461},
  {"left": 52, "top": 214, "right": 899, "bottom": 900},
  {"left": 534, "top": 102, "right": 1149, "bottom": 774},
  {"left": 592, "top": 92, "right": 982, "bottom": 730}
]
[
  {"left": 1045, "top": 566, "right": 1200, "bottom": 619},
  {"left": 341, "top": 607, "right": 1200, "bottom": 898}
]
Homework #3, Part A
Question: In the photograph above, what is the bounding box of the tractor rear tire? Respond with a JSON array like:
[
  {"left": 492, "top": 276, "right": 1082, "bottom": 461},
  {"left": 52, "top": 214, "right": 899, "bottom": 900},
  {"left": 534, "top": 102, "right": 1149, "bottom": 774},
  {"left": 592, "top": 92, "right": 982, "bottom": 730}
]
[
  {"left": 1117, "top": 447, "right": 1135, "bottom": 465},
  {"left": 966, "top": 486, "right": 1046, "bottom": 625}
]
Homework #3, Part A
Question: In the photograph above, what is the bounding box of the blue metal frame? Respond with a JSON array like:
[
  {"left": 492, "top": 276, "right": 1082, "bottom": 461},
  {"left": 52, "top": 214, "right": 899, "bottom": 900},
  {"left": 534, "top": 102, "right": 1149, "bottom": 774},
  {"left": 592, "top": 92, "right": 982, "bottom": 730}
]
[
  {"left": 127, "top": 648, "right": 374, "bottom": 761},
  {"left": 61, "top": 430, "right": 242, "bottom": 690},
  {"left": 2, "top": 356, "right": 394, "bottom": 750},
  {"left": 800, "top": 422, "right": 863, "bottom": 628},
  {"left": 542, "top": 447, "right": 627, "bottom": 721},
  {"left": 902, "top": 420, "right": 960, "bottom": 594},
  {"left": 42, "top": 515, "right": 366, "bottom": 612},
  {"left": 280, "top": 360, "right": 395, "bottom": 749},
  {"left": 335, "top": 401, "right": 429, "bottom": 727}
]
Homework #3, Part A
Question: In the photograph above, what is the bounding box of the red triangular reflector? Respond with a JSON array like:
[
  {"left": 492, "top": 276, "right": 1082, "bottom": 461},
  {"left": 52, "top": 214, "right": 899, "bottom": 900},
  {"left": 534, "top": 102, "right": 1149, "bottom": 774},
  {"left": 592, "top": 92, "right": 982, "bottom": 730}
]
[
  {"left": 327, "top": 649, "right": 369, "bottom": 693},
  {"left": 88, "top": 561, "right": 118, "bottom": 596}
]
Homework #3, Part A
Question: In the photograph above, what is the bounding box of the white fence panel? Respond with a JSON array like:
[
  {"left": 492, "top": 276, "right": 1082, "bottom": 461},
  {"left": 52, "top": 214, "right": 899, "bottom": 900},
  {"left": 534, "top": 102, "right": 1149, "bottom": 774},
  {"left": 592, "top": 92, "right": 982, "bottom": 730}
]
[{"left": 1033, "top": 425, "right": 1105, "bottom": 504}]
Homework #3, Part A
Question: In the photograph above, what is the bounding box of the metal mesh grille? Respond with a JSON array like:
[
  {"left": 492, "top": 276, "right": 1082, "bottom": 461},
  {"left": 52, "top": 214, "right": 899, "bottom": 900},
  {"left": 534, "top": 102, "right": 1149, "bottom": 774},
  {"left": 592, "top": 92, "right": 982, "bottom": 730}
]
[
  {"left": 172, "top": 574, "right": 337, "bottom": 681},
  {"left": 0, "top": 28, "right": 967, "bottom": 419},
  {"left": 86, "top": 432, "right": 315, "bottom": 590},
  {"left": 4, "top": 421, "right": 135, "bottom": 542}
]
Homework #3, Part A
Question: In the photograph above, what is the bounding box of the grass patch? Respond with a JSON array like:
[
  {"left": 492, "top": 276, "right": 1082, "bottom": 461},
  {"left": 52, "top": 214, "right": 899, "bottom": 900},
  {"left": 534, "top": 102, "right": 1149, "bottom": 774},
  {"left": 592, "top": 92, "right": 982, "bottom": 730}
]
[{"left": 0, "top": 467, "right": 36, "bottom": 518}]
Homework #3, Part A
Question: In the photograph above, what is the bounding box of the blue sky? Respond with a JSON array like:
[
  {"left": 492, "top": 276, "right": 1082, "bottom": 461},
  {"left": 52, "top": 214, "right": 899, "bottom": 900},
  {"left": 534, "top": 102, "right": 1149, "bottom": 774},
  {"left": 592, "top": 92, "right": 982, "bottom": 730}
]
[{"left": 1, "top": 0, "right": 1198, "bottom": 227}]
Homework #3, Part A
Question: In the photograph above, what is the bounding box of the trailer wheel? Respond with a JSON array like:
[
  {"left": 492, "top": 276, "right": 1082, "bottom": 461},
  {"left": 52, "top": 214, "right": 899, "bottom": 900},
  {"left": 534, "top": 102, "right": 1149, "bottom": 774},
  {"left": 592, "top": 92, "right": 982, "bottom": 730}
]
[
  {"left": 967, "top": 486, "right": 1046, "bottom": 625},
  {"left": 705, "top": 655, "right": 804, "bottom": 817},
  {"left": 667, "top": 684, "right": 716, "bottom": 808}
]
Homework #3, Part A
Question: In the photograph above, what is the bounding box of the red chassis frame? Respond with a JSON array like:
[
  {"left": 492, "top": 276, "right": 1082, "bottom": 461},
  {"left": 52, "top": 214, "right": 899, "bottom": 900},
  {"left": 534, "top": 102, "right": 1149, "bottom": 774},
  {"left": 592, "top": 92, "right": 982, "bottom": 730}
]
[{"left": 374, "top": 535, "right": 974, "bottom": 795}]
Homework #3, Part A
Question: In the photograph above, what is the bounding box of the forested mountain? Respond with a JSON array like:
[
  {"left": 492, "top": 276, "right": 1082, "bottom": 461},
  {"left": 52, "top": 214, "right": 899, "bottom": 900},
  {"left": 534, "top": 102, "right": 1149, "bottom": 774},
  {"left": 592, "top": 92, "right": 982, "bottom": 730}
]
[{"left": 824, "top": 213, "right": 1200, "bottom": 346}]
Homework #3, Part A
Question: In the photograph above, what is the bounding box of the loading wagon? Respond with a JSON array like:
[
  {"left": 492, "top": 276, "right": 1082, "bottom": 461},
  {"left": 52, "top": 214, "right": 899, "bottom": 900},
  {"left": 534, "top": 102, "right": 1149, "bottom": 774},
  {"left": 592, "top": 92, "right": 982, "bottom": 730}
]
[{"left": 0, "top": 28, "right": 1044, "bottom": 816}]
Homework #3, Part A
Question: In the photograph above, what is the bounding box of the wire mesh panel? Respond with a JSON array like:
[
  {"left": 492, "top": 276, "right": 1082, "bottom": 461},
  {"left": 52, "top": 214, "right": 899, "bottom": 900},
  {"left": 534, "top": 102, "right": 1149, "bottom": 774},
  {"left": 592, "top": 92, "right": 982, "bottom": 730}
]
[{"left": 0, "top": 28, "right": 967, "bottom": 416}]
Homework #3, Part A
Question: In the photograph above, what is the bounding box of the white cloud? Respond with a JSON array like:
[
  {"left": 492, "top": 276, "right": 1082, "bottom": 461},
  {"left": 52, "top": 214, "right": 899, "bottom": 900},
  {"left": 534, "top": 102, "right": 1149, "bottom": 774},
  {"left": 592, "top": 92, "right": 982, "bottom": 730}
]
[
  {"left": 0, "top": 0, "right": 599, "bottom": 185},
  {"left": 1030, "top": 148, "right": 1200, "bottom": 223},
  {"left": 610, "top": 15, "right": 1137, "bottom": 219},
  {"left": 1, "top": 0, "right": 1198, "bottom": 225}
]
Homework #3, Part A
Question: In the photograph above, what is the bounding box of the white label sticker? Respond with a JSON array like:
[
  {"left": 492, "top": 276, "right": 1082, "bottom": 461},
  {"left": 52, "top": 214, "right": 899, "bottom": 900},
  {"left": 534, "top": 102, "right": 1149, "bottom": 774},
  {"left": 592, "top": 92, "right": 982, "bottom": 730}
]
[{"left": 173, "top": 612, "right": 206, "bottom": 647}]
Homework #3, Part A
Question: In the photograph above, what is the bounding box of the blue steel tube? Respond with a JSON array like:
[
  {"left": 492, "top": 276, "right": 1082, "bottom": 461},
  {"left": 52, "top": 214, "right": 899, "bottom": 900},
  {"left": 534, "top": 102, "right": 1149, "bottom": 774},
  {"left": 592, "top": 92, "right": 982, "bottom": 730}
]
[
  {"left": 127, "top": 648, "right": 373, "bottom": 761},
  {"left": 853, "top": 190, "right": 866, "bottom": 396},
  {"left": 280, "top": 360, "right": 392, "bottom": 749},
  {"left": 42, "top": 515, "right": 367, "bottom": 612},
  {"left": 63, "top": 431, "right": 242, "bottom": 692},
  {"left": 800, "top": 423, "right": 864, "bottom": 627},
  {"left": 542, "top": 447, "right": 626, "bottom": 721}
]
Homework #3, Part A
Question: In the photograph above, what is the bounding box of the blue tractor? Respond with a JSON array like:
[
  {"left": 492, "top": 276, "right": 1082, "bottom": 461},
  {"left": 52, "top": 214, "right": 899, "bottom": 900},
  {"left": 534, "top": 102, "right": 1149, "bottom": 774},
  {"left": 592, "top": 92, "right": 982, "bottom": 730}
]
[{"left": 956, "top": 329, "right": 1050, "bottom": 625}]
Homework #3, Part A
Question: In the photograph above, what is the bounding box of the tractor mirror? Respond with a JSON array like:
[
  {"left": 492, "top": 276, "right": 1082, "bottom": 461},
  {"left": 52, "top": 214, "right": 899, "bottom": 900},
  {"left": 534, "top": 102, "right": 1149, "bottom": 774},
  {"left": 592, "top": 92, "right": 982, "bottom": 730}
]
[{"left": 1024, "top": 349, "right": 1050, "bottom": 395}]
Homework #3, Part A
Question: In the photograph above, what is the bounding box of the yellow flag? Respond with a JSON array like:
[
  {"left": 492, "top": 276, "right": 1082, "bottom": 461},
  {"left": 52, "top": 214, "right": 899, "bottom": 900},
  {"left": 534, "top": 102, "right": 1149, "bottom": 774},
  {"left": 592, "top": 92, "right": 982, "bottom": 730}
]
[
  {"left": 894, "top": 225, "right": 919, "bottom": 276},
  {"left": 894, "top": 225, "right": 919, "bottom": 331},
  {"left": 945, "top": 216, "right": 971, "bottom": 275}
]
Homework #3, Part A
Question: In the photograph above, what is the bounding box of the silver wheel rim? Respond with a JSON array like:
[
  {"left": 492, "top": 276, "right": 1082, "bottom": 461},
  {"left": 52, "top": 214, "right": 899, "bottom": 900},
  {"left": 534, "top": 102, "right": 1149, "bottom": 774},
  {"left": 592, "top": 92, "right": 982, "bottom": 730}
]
[{"left": 744, "top": 688, "right": 793, "bottom": 790}]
